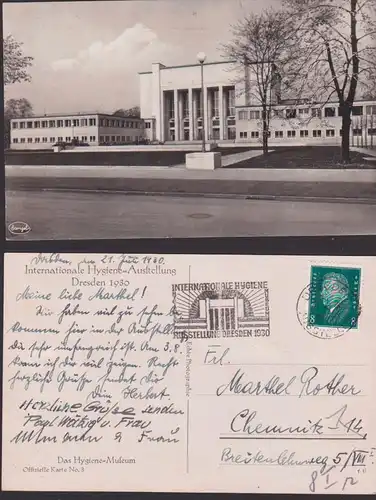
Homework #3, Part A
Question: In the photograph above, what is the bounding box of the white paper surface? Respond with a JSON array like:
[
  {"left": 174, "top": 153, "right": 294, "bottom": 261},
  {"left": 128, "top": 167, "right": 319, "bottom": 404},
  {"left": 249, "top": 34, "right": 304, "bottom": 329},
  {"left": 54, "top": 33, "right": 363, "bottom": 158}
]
[{"left": 2, "top": 252, "right": 376, "bottom": 494}]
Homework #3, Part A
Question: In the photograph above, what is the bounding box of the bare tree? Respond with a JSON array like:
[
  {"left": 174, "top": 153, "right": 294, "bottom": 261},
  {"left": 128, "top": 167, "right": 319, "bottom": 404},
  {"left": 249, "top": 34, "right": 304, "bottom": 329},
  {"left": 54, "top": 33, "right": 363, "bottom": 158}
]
[
  {"left": 113, "top": 106, "right": 141, "bottom": 118},
  {"left": 3, "top": 35, "right": 33, "bottom": 86},
  {"left": 283, "top": 0, "right": 376, "bottom": 163},
  {"left": 222, "top": 8, "right": 307, "bottom": 155}
]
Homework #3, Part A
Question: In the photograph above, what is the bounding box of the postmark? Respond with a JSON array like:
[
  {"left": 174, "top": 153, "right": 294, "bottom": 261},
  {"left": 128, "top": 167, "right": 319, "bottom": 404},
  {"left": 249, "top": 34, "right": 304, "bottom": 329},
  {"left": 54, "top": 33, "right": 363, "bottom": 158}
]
[
  {"left": 172, "top": 281, "right": 270, "bottom": 340},
  {"left": 308, "top": 266, "right": 361, "bottom": 329}
]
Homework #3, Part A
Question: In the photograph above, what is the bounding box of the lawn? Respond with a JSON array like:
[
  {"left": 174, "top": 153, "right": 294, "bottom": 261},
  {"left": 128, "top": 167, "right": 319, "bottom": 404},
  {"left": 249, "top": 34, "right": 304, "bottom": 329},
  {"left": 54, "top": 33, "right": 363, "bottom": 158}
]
[
  {"left": 5, "top": 146, "right": 255, "bottom": 167},
  {"left": 228, "top": 146, "right": 373, "bottom": 169}
]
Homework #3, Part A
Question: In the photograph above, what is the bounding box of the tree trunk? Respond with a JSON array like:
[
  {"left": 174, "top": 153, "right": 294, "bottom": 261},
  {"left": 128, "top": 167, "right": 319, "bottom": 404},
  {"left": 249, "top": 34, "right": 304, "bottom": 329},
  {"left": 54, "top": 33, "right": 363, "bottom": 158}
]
[
  {"left": 262, "top": 106, "right": 269, "bottom": 155},
  {"left": 341, "top": 106, "right": 352, "bottom": 164}
]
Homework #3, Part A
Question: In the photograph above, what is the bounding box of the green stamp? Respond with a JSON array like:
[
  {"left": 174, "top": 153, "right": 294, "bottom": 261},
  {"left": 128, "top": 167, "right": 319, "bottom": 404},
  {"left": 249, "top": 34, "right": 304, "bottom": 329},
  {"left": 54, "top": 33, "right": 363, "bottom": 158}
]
[{"left": 308, "top": 266, "right": 361, "bottom": 329}]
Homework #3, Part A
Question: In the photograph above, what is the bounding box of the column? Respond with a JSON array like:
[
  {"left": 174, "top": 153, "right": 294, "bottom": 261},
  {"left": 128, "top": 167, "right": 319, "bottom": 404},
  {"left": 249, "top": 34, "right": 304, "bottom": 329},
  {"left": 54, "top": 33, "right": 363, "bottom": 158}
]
[
  {"left": 178, "top": 91, "right": 184, "bottom": 141},
  {"left": 188, "top": 88, "right": 194, "bottom": 141},
  {"left": 219, "top": 86, "right": 224, "bottom": 141},
  {"left": 205, "top": 87, "right": 210, "bottom": 141},
  {"left": 160, "top": 91, "right": 165, "bottom": 142},
  {"left": 173, "top": 89, "right": 179, "bottom": 142},
  {"left": 223, "top": 89, "right": 228, "bottom": 140},
  {"left": 193, "top": 91, "right": 199, "bottom": 140}
]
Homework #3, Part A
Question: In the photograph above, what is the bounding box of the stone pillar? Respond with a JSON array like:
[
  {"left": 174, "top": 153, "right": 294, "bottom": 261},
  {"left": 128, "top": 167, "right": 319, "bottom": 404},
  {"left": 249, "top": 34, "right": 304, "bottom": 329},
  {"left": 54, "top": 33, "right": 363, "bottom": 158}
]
[
  {"left": 178, "top": 91, "right": 184, "bottom": 141},
  {"left": 173, "top": 89, "right": 179, "bottom": 141},
  {"left": 203, "top": 86, "right": 208, "bottom": 142},
  {"left": 219, "top": 86, "right": 224, "bottom": 141},
  {"left": 223, "top": 89, "right": 228, "bottom": 140},
  {"left": 188, "top": 88, "right": 194, "bottom": 141},
  {"left": 206, "top": 88, "right": 212, "bottom": 141}
]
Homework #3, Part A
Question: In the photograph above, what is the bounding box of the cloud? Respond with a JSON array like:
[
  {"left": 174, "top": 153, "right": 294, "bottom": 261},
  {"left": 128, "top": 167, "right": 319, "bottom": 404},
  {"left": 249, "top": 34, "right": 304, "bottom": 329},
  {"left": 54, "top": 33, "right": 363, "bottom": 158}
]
[{"left": 51, "top": 23, "right": 178, "bottom": 73}]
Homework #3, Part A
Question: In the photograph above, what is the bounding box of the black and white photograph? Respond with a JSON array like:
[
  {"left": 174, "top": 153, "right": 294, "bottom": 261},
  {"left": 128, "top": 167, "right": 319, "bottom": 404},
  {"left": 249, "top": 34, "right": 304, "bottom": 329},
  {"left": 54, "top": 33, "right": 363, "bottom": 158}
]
[{"left": 4, "top": 0, "right": 376, "bottom": 240}]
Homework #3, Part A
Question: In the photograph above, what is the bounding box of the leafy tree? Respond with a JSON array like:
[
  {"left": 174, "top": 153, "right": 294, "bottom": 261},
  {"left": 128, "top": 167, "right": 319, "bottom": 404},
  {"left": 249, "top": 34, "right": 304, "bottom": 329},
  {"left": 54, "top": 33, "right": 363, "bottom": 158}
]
[
  {"left": 283, "top": 0, "right": 376, "bottom": 163},
  {"left": 113, "top": 106, "right": 141, "bottom": 118},
  {"left": 3, "top": 34, "right": 33, "bottom": 86},
  {"left": 4, "top": 98, "right": 33, "bottom": 148}
]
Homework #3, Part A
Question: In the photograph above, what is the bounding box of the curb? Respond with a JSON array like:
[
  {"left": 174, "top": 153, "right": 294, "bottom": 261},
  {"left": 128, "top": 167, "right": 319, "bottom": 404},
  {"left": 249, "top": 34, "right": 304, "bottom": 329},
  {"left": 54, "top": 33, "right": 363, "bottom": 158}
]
[{"left": 32, "top": 187, "right": 376, "bottom": 205}]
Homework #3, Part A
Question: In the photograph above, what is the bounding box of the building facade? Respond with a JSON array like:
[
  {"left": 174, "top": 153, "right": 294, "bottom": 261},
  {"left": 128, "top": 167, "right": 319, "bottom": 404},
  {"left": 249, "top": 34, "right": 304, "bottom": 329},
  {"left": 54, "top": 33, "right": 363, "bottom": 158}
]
[
  {"left": 139, "top": 60, "right": 279, "bottom": 143},
  {"left": 10, "top": 113, "right": 145, "bottom": 150},
  {"left": 140, "top": 60, "right": 376, "bottom": 146}
]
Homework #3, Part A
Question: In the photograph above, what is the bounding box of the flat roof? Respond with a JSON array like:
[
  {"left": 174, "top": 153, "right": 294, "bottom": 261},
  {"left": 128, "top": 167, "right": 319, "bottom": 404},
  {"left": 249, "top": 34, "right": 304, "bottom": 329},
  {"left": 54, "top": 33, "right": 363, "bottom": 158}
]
[
  {"left": 11, "top": 112, "right": 143, "bottom": 120},
  {"left": 139, "top": 59, "right": 237, "bottom": 75}
]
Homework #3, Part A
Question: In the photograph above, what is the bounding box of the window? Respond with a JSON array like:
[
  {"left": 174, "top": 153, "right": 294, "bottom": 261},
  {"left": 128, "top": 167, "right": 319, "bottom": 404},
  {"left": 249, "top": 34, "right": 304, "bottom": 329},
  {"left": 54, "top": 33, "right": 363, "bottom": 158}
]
[
  {"left": 73, "top": 136, "right": 79, "bottom": 141},
  {"left": 105, "top": 136, "right": 110, "bottom": 142},
  {"left": 239, "top": 131, "right": 248, "bottom": 138},
  {"left": 58, "top": 137, "right": 63, "bottom": 142},
  {"left": 42, "top": 121, "right": 48, "bottom": 128},
  {"left": 57, "top": 120, "right": 64, "bottom": 127},
  {"left": 27, "top": 121, "right": 33, "bottom": 129},
  {"left": 71, "top": 119, "right": 79, "bottom": 126},
  {"left": 49, "top": 120, "right": 56, "bottom": 127},
  {"left": 34, "top": 121, "right": 40, "bottom": 128},
  {"left": 366, "top": 105, "right": 376, "bottom": 115},
  {"left": 352, "top": 106, "right": 363, "bottom": 116},
  {"left": 238, "top": 110, "right": 248, "bottom": 120},
  {"left": 35, "top": 137, "right": 40, "bottom": 143},
  {"left": 100, "top": 136, "right": 105, "bottom": 142},
  {"left": 50, "top": 137, "right": 55, "bottom": 142},
  {"left": 352, "top": 128, "right": 362, "bottom": 136},
  {"left": 81, "top": 119, "right": 88, "bottom": 126},
  {"left": 326, "top": 129, "right": 335, "bottom": 137},
  {"left": 287, "top": 130, "right": 296, "bottom": 138},
  {"left": 20, "top": 122, "right": 25, "bottom": 129},
  {"left": 249, "top": 110, "right": 260, "bottom": 120},
  {"left": 81, "top": 136, "right": 87, "bottom": 141},
  {"left": 99, "top": 119, "right": 105, "bottom": 126},
  {"left": 89, "top": 118, "right": 96, "bottom": 126},
  {"left": 13, "top": 138, "right": 18, "bottom": 143},
  {"left": 324, "top": 107, "right": 336, "bottom": 117},
  {"left": 12, "top": 122, "right": 18, "bottom": 129},
  {"left": 313, "top": 129, "right": 322, "bottom": 137},
  {"left": 227, "top": 89, "right": 235, "bottom": 116},
  {"left": 65, "top": 120, "right": 72, "bottom": 127},
  {"left": 27, "top": 138, "right": 33, "bottom": 143},
  {"left": 274, "top": 109, "right": 284, "bottom": 118},
  {"left": 298, "top": 108, "right": 309, "bottom": 117},
  {"left": 90, "top": 136, "right": 96, "bottom": 142},
  {"left": 300, "top": 130, "right": 309, "bottom": 137},
  {"left": 251, "top": 131, "right": 259, "bottom": 138},
  {"left": 286, "top": 109, "right": 297, "bottom": 119},
  {"left": 368, "top": 128, "right": 376, "bottom": 135},
  {"left": 42, "top": 137, "right": 48, "bottom": 142},
  {"left": 121, "top": 136, "right": 125, "bottom": 142},
  {"left": 145, "top": 122, "right": 151, "bottom": 129},
  {"left": 126, "top": 136, "right": 131, "bottom": 141},
  {"left": 311, "top": 108, "right": 322, "bottom": 118},
  {"left": 275, "top": 131, "right": 283, "bottom": 138},
  {"left": 65, "top": 137, "right": 71, "bottom": 142},
  {"left": 20, "top": 138, "right": 26, "bottom": 143}
]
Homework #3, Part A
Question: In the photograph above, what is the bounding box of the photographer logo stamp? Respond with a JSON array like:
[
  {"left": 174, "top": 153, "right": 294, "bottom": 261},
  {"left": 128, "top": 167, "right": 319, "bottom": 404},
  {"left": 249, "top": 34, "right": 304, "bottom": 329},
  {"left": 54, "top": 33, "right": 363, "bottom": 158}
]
[
  {"left": 296, "top": 266, "right": 361, "bottom": 340},
  {"left": 8, "top": 221, "right": 31, "bottom": 236},
  {"left": 172, "top": 281, "right": 270, "bottom": 340}
]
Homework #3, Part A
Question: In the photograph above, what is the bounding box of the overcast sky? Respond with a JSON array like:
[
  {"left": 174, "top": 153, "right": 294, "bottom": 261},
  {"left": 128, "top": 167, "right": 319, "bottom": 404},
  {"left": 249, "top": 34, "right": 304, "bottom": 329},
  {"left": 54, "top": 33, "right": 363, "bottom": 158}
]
[{"left": 3, "top": 0, "right": 279, "bottom": 114}]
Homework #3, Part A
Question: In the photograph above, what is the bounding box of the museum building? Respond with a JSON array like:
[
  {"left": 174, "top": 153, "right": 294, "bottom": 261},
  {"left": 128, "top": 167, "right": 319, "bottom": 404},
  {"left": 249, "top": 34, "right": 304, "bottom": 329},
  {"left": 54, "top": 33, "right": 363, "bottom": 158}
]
[{"left": 139, "top": 60, "right": 376, "bottom": 146}]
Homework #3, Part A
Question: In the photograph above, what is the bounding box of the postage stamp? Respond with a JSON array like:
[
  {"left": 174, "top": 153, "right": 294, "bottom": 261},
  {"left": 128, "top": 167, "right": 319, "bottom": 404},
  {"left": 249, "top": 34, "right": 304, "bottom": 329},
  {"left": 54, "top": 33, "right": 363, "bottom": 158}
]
[
  {"left": 308, "top": 266, "right": 361, "bottom": 329},
  {"left": 172, "top": 281, "right": 270, "bottom": 340}
]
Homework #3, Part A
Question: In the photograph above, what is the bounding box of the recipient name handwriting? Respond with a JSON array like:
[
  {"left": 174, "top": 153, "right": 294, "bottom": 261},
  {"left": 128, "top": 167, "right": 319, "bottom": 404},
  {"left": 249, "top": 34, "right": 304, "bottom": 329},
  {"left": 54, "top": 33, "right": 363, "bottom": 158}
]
[{"left": 7, "top": 279, "right": 183, "bottom": 447}]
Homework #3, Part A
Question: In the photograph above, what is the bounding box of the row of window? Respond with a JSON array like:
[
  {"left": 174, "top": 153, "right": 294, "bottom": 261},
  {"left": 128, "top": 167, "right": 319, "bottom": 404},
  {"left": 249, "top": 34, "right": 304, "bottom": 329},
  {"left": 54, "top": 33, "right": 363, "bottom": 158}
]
[
  {"left": 13, "top": 136, "right": 97, "bottom": 144},
  {"left": 12, "top": 118, "right": 143, "bottom": 130},
  {"left": 12, "top": 134, "right": 145, "bottom": 144},
  {"left": 238, "top": 105, "right": 376, "bottom": 121},
  {"left": 239, "top": 128, "right": 376, "bottom": 139}
]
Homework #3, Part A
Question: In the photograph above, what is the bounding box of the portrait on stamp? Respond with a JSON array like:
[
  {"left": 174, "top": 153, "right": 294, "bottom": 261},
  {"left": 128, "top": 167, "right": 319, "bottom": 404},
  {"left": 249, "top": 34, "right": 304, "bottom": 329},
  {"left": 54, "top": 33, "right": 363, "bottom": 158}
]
[{"left": 308, "top": 266, "right": 361, "bottom": 329}]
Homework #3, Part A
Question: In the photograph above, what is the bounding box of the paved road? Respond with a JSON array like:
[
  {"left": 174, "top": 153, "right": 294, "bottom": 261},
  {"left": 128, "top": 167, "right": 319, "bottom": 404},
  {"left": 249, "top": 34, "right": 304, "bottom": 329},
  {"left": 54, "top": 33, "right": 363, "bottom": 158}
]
[{"left": 6, "top": 189, "right": 376, "bottom": 240}]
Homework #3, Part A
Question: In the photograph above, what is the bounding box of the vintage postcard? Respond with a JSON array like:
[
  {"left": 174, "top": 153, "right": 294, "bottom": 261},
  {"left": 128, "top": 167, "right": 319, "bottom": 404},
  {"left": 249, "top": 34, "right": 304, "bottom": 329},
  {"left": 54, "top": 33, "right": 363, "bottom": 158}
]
[
  {"left": 4, "top": 0, "right": 376, "bottom": 241},
  {"left": 2, "top": 252, "right": 376, "bottom": 493}
]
